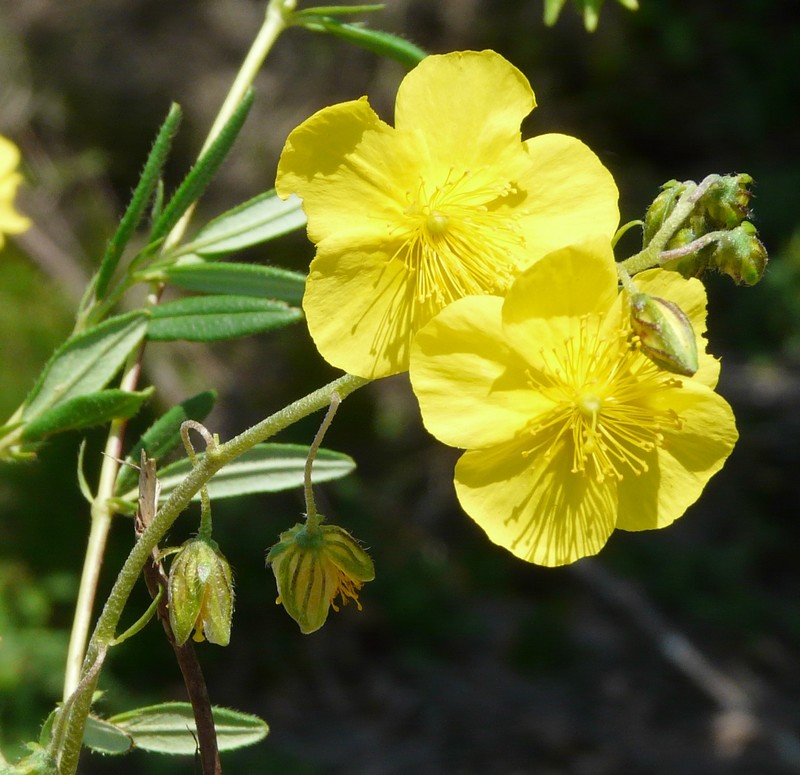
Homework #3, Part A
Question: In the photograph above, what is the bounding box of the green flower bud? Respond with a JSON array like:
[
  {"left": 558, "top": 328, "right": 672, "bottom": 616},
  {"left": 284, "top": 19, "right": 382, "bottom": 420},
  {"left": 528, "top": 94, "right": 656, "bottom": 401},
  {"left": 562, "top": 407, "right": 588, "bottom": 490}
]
[
  {"left": 703, "top": 173, "right": 753, "bottom": 229},
  {"left": 168, "top": 538, "right": 234, "bottom": 646},
  {"left": 710, "top": 221, "right": 768, "bottom": 286},
  {"left": 630, "top": 292, "right": 699, "bottom": 376},
  {"left": 266, "top": 519, "right": 375, "bottom": 635},
  {"left": 661, "top": 227, "right": 711, "bottom": 279},
  {"left": 643, "top": 179, "right": 686, "bottom": 246}
]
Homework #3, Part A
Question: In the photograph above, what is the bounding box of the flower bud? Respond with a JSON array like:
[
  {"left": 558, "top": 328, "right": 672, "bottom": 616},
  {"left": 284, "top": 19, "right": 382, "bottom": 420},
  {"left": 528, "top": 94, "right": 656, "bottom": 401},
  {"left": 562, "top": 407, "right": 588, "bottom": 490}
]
[
  {"left": 630, "top": 292, "right": 699, "bottom": 376},
  {"left": 266, "top": 519, "right": 375, "bottom": 635},
  {"left": 710, "top": 221, "right": 768, "bottom": 286},
  {"left": 643, "top": 179, "right": 686, "bottom": 246},
  {"left": 168, "top": 538, "right": 234, "bottom": 646},
  {"left": 661, "top": 227, "right": 711, "bottom": 279},
  {"left": 703, "top": 173, "right": 753, "bottom": 229}
]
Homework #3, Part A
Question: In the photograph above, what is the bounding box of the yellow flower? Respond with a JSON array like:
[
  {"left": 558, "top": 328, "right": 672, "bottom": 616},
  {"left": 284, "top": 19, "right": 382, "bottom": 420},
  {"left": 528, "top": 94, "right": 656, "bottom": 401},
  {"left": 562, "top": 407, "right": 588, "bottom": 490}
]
[
  {"left": 409, "top": 238, "right": 738, "bottom": 566},
  {"left": 267, "top": 519, "right": 375, "bottom": 634},
  {"left": 0, "top": 135, "right": 31, "bottom": 249},
  {"left": 276, "top": 50, "right": 618, "bottom": 378}
]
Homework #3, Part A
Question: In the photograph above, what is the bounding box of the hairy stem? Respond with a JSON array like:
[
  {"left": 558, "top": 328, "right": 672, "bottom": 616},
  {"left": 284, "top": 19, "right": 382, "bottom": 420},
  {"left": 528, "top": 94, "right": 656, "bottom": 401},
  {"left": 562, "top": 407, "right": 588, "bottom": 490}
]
[
  {"left": 54, "top": 372, "right": 370, "bottom": 774},
  {"left": 62, "top": 349, "right": 144, "bottom": 699}
]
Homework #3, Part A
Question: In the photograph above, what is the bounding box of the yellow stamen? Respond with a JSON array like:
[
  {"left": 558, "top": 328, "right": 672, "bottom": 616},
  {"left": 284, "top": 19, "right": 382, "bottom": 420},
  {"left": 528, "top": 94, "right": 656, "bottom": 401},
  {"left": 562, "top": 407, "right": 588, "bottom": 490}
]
[{"left": 525, "top": 315, "right": 683, "bottom": 483}]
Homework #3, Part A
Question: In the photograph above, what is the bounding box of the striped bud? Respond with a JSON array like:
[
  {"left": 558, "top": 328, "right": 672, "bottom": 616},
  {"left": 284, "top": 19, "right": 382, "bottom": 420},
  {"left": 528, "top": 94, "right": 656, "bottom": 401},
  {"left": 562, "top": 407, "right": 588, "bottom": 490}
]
[
  {"left": 266, "top": 519, "right": 375, "bottom": 634},
  {"left": 630, "top": 292, "right": 699, "bottom": 377}
]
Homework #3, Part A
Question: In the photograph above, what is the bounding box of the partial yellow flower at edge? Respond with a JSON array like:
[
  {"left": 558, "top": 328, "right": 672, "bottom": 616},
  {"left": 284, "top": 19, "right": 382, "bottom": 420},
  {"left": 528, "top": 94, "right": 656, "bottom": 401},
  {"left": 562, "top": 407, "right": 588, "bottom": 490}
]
[
  {"left": 0, "top": 135, "right": 31, "bottom": 249},
  {"left": 409, "top": 238, "right": 738, "bottom": 566},
  {"left": 276, "top": 50, "right": 619, "bottom": 379}
]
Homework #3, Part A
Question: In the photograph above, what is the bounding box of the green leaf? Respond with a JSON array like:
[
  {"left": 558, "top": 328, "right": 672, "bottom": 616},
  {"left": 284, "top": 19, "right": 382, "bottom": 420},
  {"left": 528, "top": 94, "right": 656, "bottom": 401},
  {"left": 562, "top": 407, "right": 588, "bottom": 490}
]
[
  {"left": 148, "top": 91, "right": 254, "bottom": 248},
  {"left": 118, "top": 444, "right": 356, "bottom": 503},
  {"left": 22, "top": 312, "right": 149, "bottom": 422},
  {"left": 108, "top": 703, "right": 268, "bottom": 755},
  {"left": 22, "top": 388, "right": 153, "bottom": 442},
  {"left": 163, "top": 261, "right": 305, "bottom": 305},
  {"left": 83, "top": 715, "right": 133, "bottom": 755},
  {"left": 114, "top": 390, "right": 217, "bottom": 497},
  {"left": 543, "top": 0, "right": 568, "bottom": 25},
  {"left": 294, "top": 5, "right": 384, "bottom": 16},
  {"left": 543, "top": 0, "right": 638, "bottom": 31},
  {"left": 95, "top": 104, "right": 182, "bottom": 299},
  {"left": 293, "top": 15, "right": 427, "bottom": 68},
  {"left": 186, "top": 190, "right": 307, "bottom": 256},
  {"left": 147, "top": 295, "right": 301, "bottom": 342}
]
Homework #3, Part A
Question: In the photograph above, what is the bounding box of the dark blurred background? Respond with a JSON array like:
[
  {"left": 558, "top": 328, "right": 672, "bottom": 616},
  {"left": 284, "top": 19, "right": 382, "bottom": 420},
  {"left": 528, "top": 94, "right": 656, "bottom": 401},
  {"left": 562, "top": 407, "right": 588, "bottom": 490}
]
[{"left": 1, "top": 1, "right": 799, "bottom": 773}]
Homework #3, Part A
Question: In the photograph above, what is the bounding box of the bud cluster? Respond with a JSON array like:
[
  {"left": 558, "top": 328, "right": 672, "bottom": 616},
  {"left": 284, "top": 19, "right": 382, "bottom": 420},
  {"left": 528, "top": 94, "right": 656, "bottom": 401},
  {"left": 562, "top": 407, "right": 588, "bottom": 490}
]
[{"left": 643, "top": 174, "right": 767, "bottom": 285}]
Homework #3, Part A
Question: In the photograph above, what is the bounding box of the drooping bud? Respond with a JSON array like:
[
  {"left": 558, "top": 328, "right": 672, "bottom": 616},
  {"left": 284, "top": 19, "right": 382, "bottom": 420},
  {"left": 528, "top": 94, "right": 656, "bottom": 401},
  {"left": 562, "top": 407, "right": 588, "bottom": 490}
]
[
  {"left": 168, "top": 538, "right": 234, "bottom": 646},
  {"left": 630, "top": 292, "right": 699, "bottom": 376},
  {"left": 266, "top": 518, "right": 375, "bottom": 635},
  {"left": 703, "top": 173, "right": 753, "bottom": 229},
  {"left": 710, "top": 221, "right": 768, "bottom": 286}
]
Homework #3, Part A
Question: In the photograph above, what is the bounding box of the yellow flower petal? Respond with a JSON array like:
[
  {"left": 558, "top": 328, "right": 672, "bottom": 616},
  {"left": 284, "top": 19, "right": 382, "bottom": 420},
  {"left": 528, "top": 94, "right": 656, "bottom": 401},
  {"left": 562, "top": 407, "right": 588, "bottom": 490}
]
[
  {"left": 276, "top": 50, "right": 619, "bottom": 378},
  {"left": 455, "top": 440, "right": 617, "bottom": 566},
  {"left": 0, "top": 136, "right": 30, "bottom": 247},
  {"left": 514, "top": 134, "right": 620, "bottom": 265},
  {"left": 276, "top": 98, "right": 418, "bottom": 246},
  {"left": 616, "top": 381, "right": 737, "bottom": 531},
  {"left": 395, "top": 51, "right": 536, "bottom": 169},
  {"left": 303, "top": 244, "right": 415, "bottom": 378},
  {"left": 410, "top": 295, "right": 552, "bottom": 448}
]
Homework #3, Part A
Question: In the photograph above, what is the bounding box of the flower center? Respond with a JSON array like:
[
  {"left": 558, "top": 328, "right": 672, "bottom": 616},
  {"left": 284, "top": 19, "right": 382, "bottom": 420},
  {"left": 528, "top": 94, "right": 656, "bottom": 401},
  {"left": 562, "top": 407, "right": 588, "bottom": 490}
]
[
  {"left": 526, "top": 316, "right": 683, "bottom": 483},
  {"left": 392, "top": 168, "right": 525, "bottom": 317}
]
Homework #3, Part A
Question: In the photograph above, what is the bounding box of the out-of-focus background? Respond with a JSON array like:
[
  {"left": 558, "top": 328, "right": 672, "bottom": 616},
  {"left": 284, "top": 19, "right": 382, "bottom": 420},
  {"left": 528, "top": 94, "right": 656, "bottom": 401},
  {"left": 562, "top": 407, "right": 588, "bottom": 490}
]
[{"left": 1, "top": 1, "right": 799, "bottom": 772}]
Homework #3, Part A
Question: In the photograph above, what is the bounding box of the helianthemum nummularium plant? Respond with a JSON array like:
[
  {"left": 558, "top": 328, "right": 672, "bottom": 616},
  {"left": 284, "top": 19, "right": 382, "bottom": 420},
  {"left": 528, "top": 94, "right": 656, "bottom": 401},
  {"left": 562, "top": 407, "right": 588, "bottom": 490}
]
[
  {"left": 409, "top": 238, "right": 738, "bottom": 566},
  {"left": 276, "top": 50, "right": 619, "bottom": 378}
]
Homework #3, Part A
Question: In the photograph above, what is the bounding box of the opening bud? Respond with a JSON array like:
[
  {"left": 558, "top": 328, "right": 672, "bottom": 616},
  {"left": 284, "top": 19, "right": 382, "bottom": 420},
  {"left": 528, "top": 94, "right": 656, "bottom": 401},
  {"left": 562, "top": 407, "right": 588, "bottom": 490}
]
[
  {"left": 168, "top": 538, "right": 234, "bottom": 646},
  {"left": 630, "top": 292, "right": 699, "bottom": 376},
  {"left": 266, "top": 519, "right": 375, "bottom": 635},
  {"left": 710, "top": 221, "right": 768, "bottom": 286}
]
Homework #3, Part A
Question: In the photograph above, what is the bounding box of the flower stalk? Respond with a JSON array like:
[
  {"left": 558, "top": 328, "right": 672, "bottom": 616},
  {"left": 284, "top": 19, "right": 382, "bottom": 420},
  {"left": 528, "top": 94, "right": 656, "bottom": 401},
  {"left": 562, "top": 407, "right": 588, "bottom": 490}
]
[{"left": 54, "top": 372, "right": 370, "bottom": 774}]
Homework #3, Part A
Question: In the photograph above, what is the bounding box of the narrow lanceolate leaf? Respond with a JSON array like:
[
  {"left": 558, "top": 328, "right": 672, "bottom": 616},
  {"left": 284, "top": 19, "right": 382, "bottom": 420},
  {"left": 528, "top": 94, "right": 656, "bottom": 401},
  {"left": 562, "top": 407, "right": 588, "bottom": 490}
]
[
  {"left": 95, "top": 103, "right": 182, "bottom": 299},
  {"left": 118, "top": 444, "right": 356, "bottom": 503},
  {"left": 108, "top": 703, "right": 269, "bottom": 755},
  {"left": 114, "top": 389, "right": 217, "bottom": 497},
  {"left": 22, "top": 312, "right": 148, "bottom": 422},
  {"left": 21, "top": 388, "right": 153, "bottom": 442},
  {"left": 82, "top": 715, "right": 134, "bottom": 755},
  {"left": 148, "top": 91, "right": 254, "bottom": 248},
  {"left": 163, "top": 261, "right": 305, "bottom": 304},
  {"left": 147, "top": 295, "right": 301, "bottom": 342},
  {"left": 186, "top": 190, "right": 307, "bottom": 256},
  {"left": 292, "top": 15, "right": 427, "bottom": 68}
]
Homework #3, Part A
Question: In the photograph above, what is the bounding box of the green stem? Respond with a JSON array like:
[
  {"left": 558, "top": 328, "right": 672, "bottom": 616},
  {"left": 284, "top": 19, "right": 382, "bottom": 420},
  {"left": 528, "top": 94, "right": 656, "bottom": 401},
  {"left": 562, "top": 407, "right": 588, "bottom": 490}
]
[
  {"left": 303, "top": 392, "right": 341, "bottom": 533},
  {"left": 62, "top": 348, "right": 144, "bottom": 700},
  {"left": 621, "top": 174, "right": 720, "bottom": 275},
  {"left": 162, "top": 0, "right": 296, "bottom": 252},
  {"left": 54, "top": 372, "right": 370, "bottom": 774},
  {"left": 182, "top": 421, "right": 217, "bottom": 540}
]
